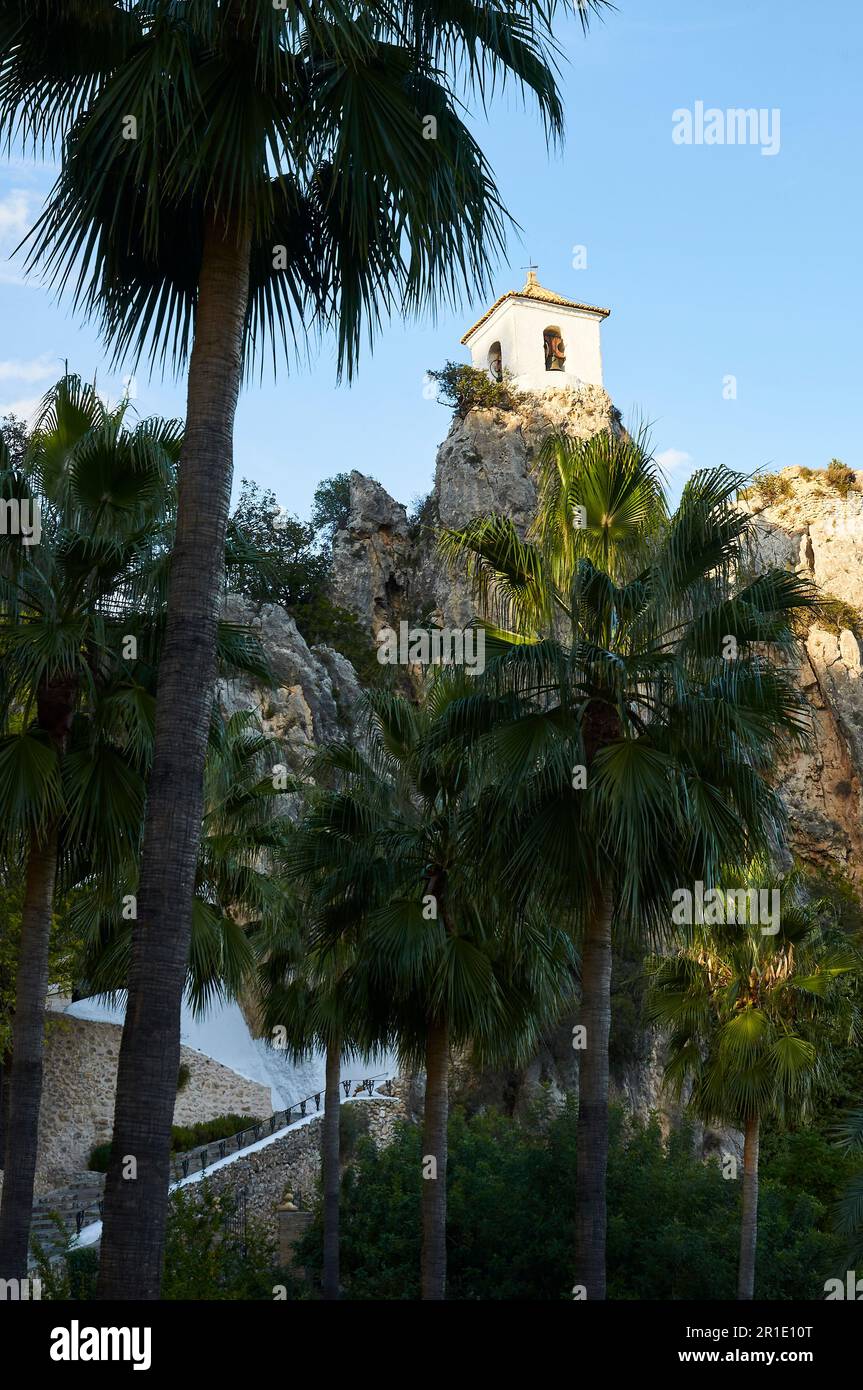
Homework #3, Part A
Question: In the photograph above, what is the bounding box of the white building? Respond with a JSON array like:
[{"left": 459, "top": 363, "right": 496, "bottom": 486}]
[{"left": 461, "top": 269, "right": 610, "bottom": 393}]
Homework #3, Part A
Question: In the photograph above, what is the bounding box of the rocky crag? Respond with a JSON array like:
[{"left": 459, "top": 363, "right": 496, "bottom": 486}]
[
  {"left": 325, "top": 400, "right": 863, "bottom": 891},
  {"left": 741, "top": 471, "right": 863, "bottom": 883},
  {"left": 224, "top": 388, "right": 862, "bottom": 1145}
]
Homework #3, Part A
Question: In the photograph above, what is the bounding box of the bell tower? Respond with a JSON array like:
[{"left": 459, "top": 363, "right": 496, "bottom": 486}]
[{"left": 461, "top": 269, "right": 610, "bottom": 393}]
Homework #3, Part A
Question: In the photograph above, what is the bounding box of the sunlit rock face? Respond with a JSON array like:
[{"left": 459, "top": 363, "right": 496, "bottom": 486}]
[
  {"left": 331, "top": 434, "right": 863, "bottom": 893},
  {"left": 234, "top": 418, "right": 863, "bottom": 1142},
  {"left": 741, "top": 467, "right": 863, "bottom": 885},
  {"left": 329, "top": 384, "right": 621, "bottom": 632}
]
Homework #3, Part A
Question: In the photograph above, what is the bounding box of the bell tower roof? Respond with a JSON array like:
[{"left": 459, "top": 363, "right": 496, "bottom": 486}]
[{"left": 460, "top": 272, "right": 610, "bottom": 346}]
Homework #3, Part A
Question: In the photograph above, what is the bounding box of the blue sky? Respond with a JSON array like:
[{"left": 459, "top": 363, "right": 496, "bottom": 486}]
[{"left": 1, "top": 0, "right": 860, "bottom": 522}]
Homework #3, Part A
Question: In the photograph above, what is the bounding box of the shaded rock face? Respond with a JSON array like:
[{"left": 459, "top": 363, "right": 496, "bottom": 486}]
[
  {"left": 217, "top": 596, "right": 362, "bottom": 769},
  {"left": 331, "top": 473, "right": 411, "bottom": 635}
]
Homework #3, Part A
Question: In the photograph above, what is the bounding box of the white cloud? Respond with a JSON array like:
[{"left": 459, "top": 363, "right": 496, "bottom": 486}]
[
  {"left": 0, "top": 188, "right": 35, "bottom": 242},
  {"left": 0, "top": 396, "right": 41, "bottom": 424},
  {"left": 0, "top": 188, "right": 43, "bottom": 287},
  {"left": 656, "top": 448, "right": 695, "bottom": 474},
  {"left": 0, "top": 354, "right": 60, "bottom": 384}
]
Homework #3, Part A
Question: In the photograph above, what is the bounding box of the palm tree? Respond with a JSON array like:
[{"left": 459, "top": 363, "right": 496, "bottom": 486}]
[
  {"left": 256, "top": 892, "right": 389, "bottom": 1302},
  {"left": 293, "top": 674, "right": 577, "bottom": 1298},
  {"left": 439, "top": 433, "right": 820, "bottom": 1297},
  {"left": 74, "top": 707, "right": 295, "bottom": 1013},
  {"left": 0, "top": 0, "right": 609, "bottom": 1299},
  {"left": 646, "top": 871, "right": 860, "bottom": 1299},
  {"left": 0, "top": 380, "right": 271, "bottom": 1276},
  {"left": 0, "top": 376, "right": 180, "bottom": 1278},
  {"left": 832, "top": 1107, "right": 863, "bottom": 1270}
]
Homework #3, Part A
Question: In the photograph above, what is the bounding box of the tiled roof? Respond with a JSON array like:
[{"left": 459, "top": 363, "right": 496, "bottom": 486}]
[{"left": 461, "top": 272, "right": 611, "bottom": 344}]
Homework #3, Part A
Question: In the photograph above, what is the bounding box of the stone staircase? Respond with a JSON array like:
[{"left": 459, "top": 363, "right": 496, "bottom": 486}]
[
  {"left": 29, "top": 1173, "right": 105, "bottom": 1264},
  {"left": 27, "top": 1073, "right": 396, "bottom": 1267}
]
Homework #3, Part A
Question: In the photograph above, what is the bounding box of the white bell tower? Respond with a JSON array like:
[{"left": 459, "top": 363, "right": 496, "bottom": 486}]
[{"left": 461, "top": 269, "right": 610, "bottom": 393}]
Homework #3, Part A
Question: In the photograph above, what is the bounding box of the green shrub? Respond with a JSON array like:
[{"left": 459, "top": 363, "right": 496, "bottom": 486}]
[
  {"left": 294, "top": 1100, "right": 851, "bottom": 1300},
  {"left": 826, "top": 458, "right": 857, "bottom": 497},
  {"left": 170, "top": 1113, "right": 262, "bottom": 1154},
  {"left": 743, "top": 472, "right": 794, "bottom": 505},
  {"left": 228, "top": 477, "right": 378, "bottom": 682},
  {"left": 176, "top": 1062, "right": 191, "bottom": 1093},
  {"left": 289, "top": 591, "right": 379, "bottom": 686},
  {"left": 31, "top": 1185, "right": 295, "bottom": 1301},
  {"left": 407, "top": 489, "right": 438, "bottom": 542},
  {"left": 89, "top": 1114, "right": 261, "bottom": 1171},
  {"left": 816, "top": 593, "right": 862, "bottom": 638},
  {"left": 310, "top": 472, "right": 353, "bottom": 542},
  {"left": 87, "top": 1141, "right": 112, "bottom": 1173},
  {"left": 339, "top": 1101, "right": 371, "bottom": 1160},
  {"left": 161, "top": 1183, "right": 294, "bottom": 1301},
  {"left": 427, "top": 361, "right": 524, "bottom": 419},
  {"left": 67, "top": 1247, "right": 99, "bottom": 1300}
]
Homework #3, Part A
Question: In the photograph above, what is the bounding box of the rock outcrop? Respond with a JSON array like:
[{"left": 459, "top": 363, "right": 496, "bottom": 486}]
[
  {"left": 333, "top": 383, "right": 621, "bottom": 631},
  {"left": 331, "top": 474, "right": 411, "bottom": 634},
  {"left": 741, "top": 469, "right": 863, "bottom": 883},
  {"left": 217, "top": 596, "right": 363, "bottom": 768},
  {"left": 215, "top": 408, "right": 862, "bottom": 1149},
  {"left": 330, "top": 423, "right": 863, "bottom": 894}
]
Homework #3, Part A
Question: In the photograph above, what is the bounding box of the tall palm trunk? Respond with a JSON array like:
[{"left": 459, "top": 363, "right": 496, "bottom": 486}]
[
  {"left": 737, "top": 1116, "right": 760, "bottom": 1300},
  {"left": 97, "top": 212, "right": 252, "bottom": 1301},
  {"left": 322, "top": 1038, "right": 341, "bottom": 1300},
  {"left": 0, "top": 830, "right": 58, "bottom": 1278},
  {"left": 0, "top": 1046, "right": 12, "bottom": 1166},
  {"left": 421, "top": 1016, "right": 449, "bottom": 1300},
  {"left": 574, "top": 889, "right": 613, "bottom": 1300},
  {"left": 0, "top": 673, "right": 75, "bottom": 1278}
]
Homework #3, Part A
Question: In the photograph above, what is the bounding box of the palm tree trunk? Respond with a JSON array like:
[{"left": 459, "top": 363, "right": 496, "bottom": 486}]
[
  {"left": 737, "top": 1116, "right": 760, "bottom": 1300},
  {"left": 322, "top": 1038, "right": 341, "bottom": 1300},
  {"left": 421, "top": 1016, "right": 449, "bottom": 1300},
  {"left": 0, "top": 1045, "right": 11, "bottom": 1164},
  {"left": 97, "top": 211, "right": 252, "bottom": 1301},
  {"left": 574, "top": 888, "right": 613, "bottom": 1300},
  {"left": 0, "top": 830, "right": 58, "bottom": 1278}
]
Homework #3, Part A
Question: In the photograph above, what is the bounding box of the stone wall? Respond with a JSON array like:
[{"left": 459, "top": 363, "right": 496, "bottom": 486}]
[
  {"left": 34, "top": 1014, "right": 272, "bottom": 1191},
  {"left": 203, "top": 1095, "right": 405, "bottom": 1246}
]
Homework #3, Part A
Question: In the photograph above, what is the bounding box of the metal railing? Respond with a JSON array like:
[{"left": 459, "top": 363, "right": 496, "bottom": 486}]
[{"left": 73, "top": 1073, "right": 395, "bottom": 1237}]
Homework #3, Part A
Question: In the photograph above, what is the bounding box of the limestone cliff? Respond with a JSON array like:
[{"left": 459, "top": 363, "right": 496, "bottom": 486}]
[
  {"left": 228, "top": 394, "right": 862, "bottom": 1145},
  {"left": 216, "top": 594, "right": 363, "bottom": 769},
  {"left": 333, "top": 382, "right": 621, "bottom": 631},
  {"left": 740, "top": 468, "right": 863, "bottom": 884},
  {"left": 329, "top": 416, "right": 863, "bottom": 894}
]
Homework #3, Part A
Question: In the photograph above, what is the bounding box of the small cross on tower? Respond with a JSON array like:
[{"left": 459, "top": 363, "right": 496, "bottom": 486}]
[{"left": 521, "top": 261, "right": 539, "bottom": 289}]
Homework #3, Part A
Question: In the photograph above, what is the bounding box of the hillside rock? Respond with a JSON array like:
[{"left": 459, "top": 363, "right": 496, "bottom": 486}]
[
  {"left": 223, "top": 426, "right": 863, "bottom": 1144},
  {"left": 217, "top": 596, "right": 361, "bottom": 767},
  {"left": 331, "top": 441, "right": 863, "bottom": 892},
  {"left": 332, "top": 383, "right": 621, "bottom": 632},
  {"left": 331, "top": 473, "right": 411, "bottom": 634},
  {"left": 742, "top": 469, "right": 863, "bottom": 883}
]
